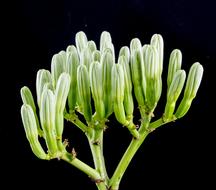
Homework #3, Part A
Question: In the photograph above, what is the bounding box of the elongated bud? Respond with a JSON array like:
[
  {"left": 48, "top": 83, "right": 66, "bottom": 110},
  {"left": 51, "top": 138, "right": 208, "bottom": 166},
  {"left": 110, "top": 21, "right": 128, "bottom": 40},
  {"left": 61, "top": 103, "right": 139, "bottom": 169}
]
[
  {"left": 75, "top": 31, "right": 88, "bottom": 55},
  {"left": 77, "top": 65, "right": 92, "bottom": 122},
  {"left": 87, "top": 40, "right": 97, "bottom": 53},
  {"left": 150, "top": 34, "right": 164, "bottom": 75},
  {"left": 80, "top": 47, "right": 93, "bottom": 70},
  {"left": 40, "top": 89, "right": 58, "bottom": 155},
  {"left": 175, "top": 62, "right": 204, "bottom": 118},
  {"left": 36, "top": 69, "right": 53, "bottom": 107},
  {"left": 143, "top": 45, "right": 161, "bottom": 110},
  {"left": 93, "top": 50, "right": 101, "bottom": 62},
  {"left": 119, "top": 46, "right": 130, "bottom": 64},
  {"left": 130, "top": 38, "right": 142, "bottom": 54},
  {"left": 51, "top": 53, "right": 66, "bottom": 87},
  {"left": 164, "top": 70, "right": 186, "bottom": 120},
  {"left": 130, "top": 49, "right": 145, "bottom": 107},
  {"left": 21, "top": 104, "right": 48, "bottom": 159},
  {"left": 55, "top": 73, "right": 71, "bottom": 137},
  {"left": 100, "top": 31, "right": 112, "bottom": 52},
  {"left": 118, "top": 56, "right": 134, "bottom": 117},
  {"left": 101, "top": 50, "right": 114, "bottom": 117},
  {"left": 167, "top": 49, "right": 182, "bottom": 89},
  {"left": 90, "top": 62, "right": 105, "bottom": 120},
  {"left": 21, "top": 86, "right": 43, "bottom": 136},
  {"left": 66, "top": 45, "right": 79, "bottom": 112}
]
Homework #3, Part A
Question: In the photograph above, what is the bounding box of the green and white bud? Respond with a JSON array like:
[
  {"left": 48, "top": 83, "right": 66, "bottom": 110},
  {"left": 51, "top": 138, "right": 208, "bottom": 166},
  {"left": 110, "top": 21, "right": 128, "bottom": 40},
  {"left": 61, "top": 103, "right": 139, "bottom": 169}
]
[
  {"left": 164, "top": 70, "right": 186, "bottom": 121},
  {"left": 21, "top": 86, "right": 42, "bottom": 136},
  {"left": 93, "top": 50, "right": 101, "bottom": 62},
  {"left": 100, "top": 31, "right": 112, "bottom": 52},
  {"left": 90, "top": 62, "right": 105, "bottom": 120},
  {"left": 167, "top": 49, "right": 182, "bottom": 89},
  {"left": 87, "top": 40, "right": 97, "bottom": 53},
  {"left": 77, "top": 65, "right": 92, "bottom": 122},
  {"left": 40, "top": 89, "right": 58, "bottom": 155},
  {"left": 75, "top": 31, "right": 88, "bottom": 55},
  {"left": 119, "top": 46, "right": 130, "bottom": 64},
  {"left": 150, "top": 34, "right": 164, "bottom": 75},
  {"left": 130, "top": 38, "right": 142, "bottom": 54},
  {"left": 80, "top": 47, "right": 93, "bottom": 70},
  {"left": 36, "top": 69, "right": 53, "bottom": 108},
  {"left": 21, "top": 104, "right": 48, "bottom": 159},
  {"left": 175, "top": 62, "right": 204, "bottom": 118}
]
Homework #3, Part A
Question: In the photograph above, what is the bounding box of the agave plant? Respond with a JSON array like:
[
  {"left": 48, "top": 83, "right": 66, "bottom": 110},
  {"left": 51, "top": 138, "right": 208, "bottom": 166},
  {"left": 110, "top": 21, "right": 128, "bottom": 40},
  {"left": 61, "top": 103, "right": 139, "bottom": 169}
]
[{"left": 20, "top": 31, "right": 203, "bottom": 190}]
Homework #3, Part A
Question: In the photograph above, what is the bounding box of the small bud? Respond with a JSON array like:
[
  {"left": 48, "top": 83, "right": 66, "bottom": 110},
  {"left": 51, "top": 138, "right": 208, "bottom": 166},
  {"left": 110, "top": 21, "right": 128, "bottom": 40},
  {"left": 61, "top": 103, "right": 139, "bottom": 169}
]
[
  {"left": 100, "top": 31, "right": 112, "bottom": 52},
  {"left": 93, "top": 50, "right": 101, "bottom": 62},
  {"left": 80, "top": 47, "right": 93, "bottom": 70},
  {"left": 40, "top": 89, "right": 58, "bottom": 155},
  {"left": 150, "top": 34, "right": 164, "bottom": 75},
  {"left": 75, "top": 31, "right": 88, "bottom": 55},
  {"left": 119, "top": 46, "right": 130, "bottom": 64},
  {"left": 21, "top": 104, "right": 48, "bottom": 159},
  {"left": 90, "top": 62, "right": 105, "bottom": 120},
  {"left": 36, "top": 69, "right": 53, "bottom": 107},
  {"left": 164, "top": 70, "right": 186, "bottom": 120},
  {"left": 130, "top": 38, "right": 142, "bottom": 54},
  {"left": 167, "top": 49, "right": 182, "bottom": 89},
  {"left": 87, "top": 40, "right": 97, "bottom": 53},
  {"left": 77, "top": 65, "right": 92, "bottom": 122},
  {"left": 175, "top": 62, "right": 204, "bottom": 118}
]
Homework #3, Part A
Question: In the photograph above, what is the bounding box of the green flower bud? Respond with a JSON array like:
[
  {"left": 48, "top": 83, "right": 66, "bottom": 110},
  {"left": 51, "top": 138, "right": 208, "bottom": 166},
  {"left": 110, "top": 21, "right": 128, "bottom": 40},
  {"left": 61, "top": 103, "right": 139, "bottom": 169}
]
[
  {"left": 89, "top": 62, "right": 105, "bottom": 120},
  {"left": 93, "top": 50, "right": 101, "bottom": 62},
  {"left": 66, "top": 45, "right": 80, "bottom": 112},
  {"left": 167, "top": 49, "right": 182, "bottom": 89},
  {"left": 87, "top": 40, "right": 97, "bottom": 53},
  {"left": 36, "top": 69, "right": 53, "bottom": 107},
  {"left": 119, "top": 46, "right": 130, "bottom": 64},
  {"left": 55, "top": 73, "right": 71, "bottom": 137},
  {"left": 101, "top": 49, "right": 114, "bottom": 117},
  {"left": 75, "top": 31, "right": 88, "bottom": 55},
  {"left": 175, "top": 62, "right": 204, "bottom": 118},
  {"left": 118, "top": 56, "right": 134, "bottom": 117},
  {"left": 130, "top": 49, "right": 145, "bottom": 107},
  {"left": 80, "top": 47, "right": 93, "bottom": 70},
  {"left": 40, "top": 89, "right": 58, "bottom": 155},
  {"left": 130, "top": 38, "right": 142, "bottom": 54},
  {"left": 143, "top": 45, "right": 161, "bottom": 110},
  {"left": 77, "top": 65, "right": 92, "bottom": 122},
  {"left": 20, "top": 86, "right": 43, "bottom": 136},
  {"left": 21, "top": 104, "right": 48, "bottom": 159},
  {"left": 164, "top": 70, "right": 186, "bottom": 121},
  {"left": 150, "top": 34, "right": 164, "bottom": 75},
  {"left": 51, "top": 53, "right": 66, "bottom": 87},
  {"left": 100, "top": 31, "right": 112, "bottom": 52}
]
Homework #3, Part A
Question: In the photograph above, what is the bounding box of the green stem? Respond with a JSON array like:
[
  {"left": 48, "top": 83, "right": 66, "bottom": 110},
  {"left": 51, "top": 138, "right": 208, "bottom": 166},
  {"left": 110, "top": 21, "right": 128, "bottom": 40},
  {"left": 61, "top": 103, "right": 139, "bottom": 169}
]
[{"left": 149, "top": 117, "right": 176, "bottom": 130}]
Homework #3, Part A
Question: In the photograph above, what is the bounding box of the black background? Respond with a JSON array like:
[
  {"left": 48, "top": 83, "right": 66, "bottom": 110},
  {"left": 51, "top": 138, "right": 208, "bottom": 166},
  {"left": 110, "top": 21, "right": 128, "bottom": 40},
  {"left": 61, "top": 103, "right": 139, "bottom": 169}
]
[{"left": 3, "top": 0, "right": 215, "bottom": 189}]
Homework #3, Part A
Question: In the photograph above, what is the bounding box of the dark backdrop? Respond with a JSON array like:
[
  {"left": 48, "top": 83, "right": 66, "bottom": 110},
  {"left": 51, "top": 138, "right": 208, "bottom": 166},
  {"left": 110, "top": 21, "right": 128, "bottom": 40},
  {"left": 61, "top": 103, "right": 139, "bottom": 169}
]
[{"left": 3, "top": 0, "right": 215, "bottom": 189}]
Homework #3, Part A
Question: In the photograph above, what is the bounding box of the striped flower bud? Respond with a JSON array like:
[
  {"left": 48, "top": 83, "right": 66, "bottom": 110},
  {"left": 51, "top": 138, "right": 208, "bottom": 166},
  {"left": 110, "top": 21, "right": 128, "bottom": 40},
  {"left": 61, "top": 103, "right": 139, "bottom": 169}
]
[
  {"left": 130, "top": 38, "right": 142, "bottom": 54},
  {"left": 75, "top": 31, "right": 88, "bottom": 55},
  {"left": 21, "top": 86, "right": 42, "bottom": 136},
  {"left": 77, "top": 65, "right": 92, "bottom": 122},
  {"left": 90, "top": 62, "right": 105, "bottom": 120},
  {"left": 130, "top": 49, "right": 145, "bottom": 107},
  {"left": 87, "top": 40, "right": 97, "bottom": 53},
  {"left": 143, "top": 45, "right": 161, "bottom": 110},
  {"left": 80, "top": 47, "right": 93, "bottom": 70},
  {"left": 167, "top": 49, "right": 182, "bottom": 89},
  {"left": 21, "top": 104, "right": 48, "bottom": 159},
  {"left": 119, "top": 46, "right": 130, "bottom": 64},
  {"left": 118, "top": 56, "right": 134, "bottom": 117},
  {"left": 101, "top": 49, "right": 114, "bottom": 117},
  {"left": 66, "top": 45, "right": 79, "bottom": 112},
  {"left": 175, "top": 62, "right": 204, "bottom": 118},
  {"left": 163, "top": 70, "right": 186, "bottom": 121},
  {"left": 93, "top": 50, "right": 101, "bottom": 62},
  {"left": 150, "top": 34, "right": 164, "bottom": 75},
  {"left": 100, "top": 31, "right": 112, "bottom": 52},
  {"left": 40, "top": 89, "right": 58, "bottom": 156},
  {"left": 55, "top": 73, "right": 71, "bottom": 138},
  {"left": 36, "top": 69, "right": 53, "bottom": 107}
]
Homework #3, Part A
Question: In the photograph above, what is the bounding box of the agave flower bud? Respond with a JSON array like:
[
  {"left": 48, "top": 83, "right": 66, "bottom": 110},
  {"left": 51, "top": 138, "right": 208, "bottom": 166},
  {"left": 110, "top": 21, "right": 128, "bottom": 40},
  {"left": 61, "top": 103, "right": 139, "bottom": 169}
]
[
  {"left": 87, "top": 40, "right": 97, "bottom": 53},
  {"left": 75, "top": 31, "right": 88, "bottom": 55},
  {"left": 175, "top": 62, "right": 204, "bottom": 118},
  {"left": 150, "top": 34, "right": 164, "bottom": 75},
  {"left": 51, "top": 53, "right": 66, "bottom": 87},
  {"left": 163, "top": 70, "right": 186, "bottom": 121},
  {"left": 21, "top": 104, "right": 48, "bottom": 159},
  {"left": 101, "top": 49, "right": 114, "bottom": 117},
  {"left": 118, "top": 56, "right": 134, "bottom": 117},
  {"left": 130, "top": 49, "right": 145, "bottom": 107},
  {"left": 119, "top": 46, "right": 130, "bottom": 64},
  {"left": 143, "top": 45, "right": 161, "bottom": 110},
  {"left": 77, "top": 65, "right": 92, "bottom": 122},
  {"left": 130, "top": 38, "right": 142, "bottom": 54},
  {"left": 21, "top": 86, "right": 43, "bottom": 136},
  {"left": 90, "top": 62, "right": 105, "bottom": 120},
  {"left": 55, "top": 73, "right": 71, "bottom": 138},
  {"left": 66, "top": 45, "right": 79, "bottom": 112},
  {"left": 100, "top": 31, "right": 112, "bottom": 52},
  {"left": 36, "top": 69, "right": 53, "bottom": 107},
  {"left": 167, "top": 49, "right": 182, "bottom": 89},
  {"left": 80, "top": 47, "right": 93, "bottom": 70},
  {"left": 40, "top": 89, "right": 58, "bottom": 155},
  {"left": 93, "top": 50, "right": 101, "bottom": 62}
]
